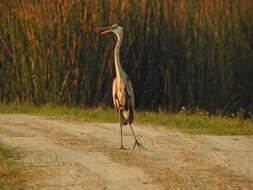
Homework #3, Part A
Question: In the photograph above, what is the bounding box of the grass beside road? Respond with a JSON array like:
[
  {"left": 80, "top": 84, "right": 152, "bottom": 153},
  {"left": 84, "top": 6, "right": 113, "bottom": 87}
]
[
  {"left": 138, "top": 111, "right": 253, "bottom": 135},
  {"left": 0, "top": 145, "right": 34, "bottom": 190},
  {"left": 0, "top": 103, "right": 252, "bottom": 135}
]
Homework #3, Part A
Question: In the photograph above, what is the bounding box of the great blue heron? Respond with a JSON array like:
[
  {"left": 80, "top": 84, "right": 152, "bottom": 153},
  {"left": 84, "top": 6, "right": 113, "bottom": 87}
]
[{"left": 101, "top": 24, "right": 145, "bottom": 150}]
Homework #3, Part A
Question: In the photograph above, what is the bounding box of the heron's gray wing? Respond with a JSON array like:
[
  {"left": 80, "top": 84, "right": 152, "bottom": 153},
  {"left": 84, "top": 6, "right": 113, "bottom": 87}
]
[{"left": 127, "top": 80, "right": 135, "bottom": 110}]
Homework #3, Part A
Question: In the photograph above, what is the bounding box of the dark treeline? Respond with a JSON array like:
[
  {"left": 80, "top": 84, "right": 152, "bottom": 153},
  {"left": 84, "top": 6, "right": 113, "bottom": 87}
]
[{"left": 0, "top": 0, "right": 253, "bottom": 114}]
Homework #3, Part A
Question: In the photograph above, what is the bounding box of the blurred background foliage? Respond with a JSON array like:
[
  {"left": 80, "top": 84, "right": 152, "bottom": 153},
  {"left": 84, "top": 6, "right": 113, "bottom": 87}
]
[{"left": 0, "top": 0, "right": 252, "bottom": 115}]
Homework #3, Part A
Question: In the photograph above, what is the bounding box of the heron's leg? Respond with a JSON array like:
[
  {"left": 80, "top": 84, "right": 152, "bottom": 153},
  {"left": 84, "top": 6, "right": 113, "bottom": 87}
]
[
  {"left": 129, "top": 124, "right": 145, "bottom": 150},
  {"left": 119, "top": 112, "right": 126, "bottom": 150},
  {"left": 120, "top": 123, "right": 126, "bottom": 150}
]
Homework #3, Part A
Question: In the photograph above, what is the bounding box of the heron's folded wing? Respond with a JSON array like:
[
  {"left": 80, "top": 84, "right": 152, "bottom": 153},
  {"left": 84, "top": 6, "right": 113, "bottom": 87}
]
[{"left": 127, "top": 80, "right": 135, "bottom": 109}]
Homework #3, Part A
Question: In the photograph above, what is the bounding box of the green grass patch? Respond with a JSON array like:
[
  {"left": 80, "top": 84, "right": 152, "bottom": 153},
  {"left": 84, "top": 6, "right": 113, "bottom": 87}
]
[
  {"left": 136, "top": 110, "right": 253, "bottom": 135},
  {"left": 0, "top": 103, "right": 252, "bottom": 135},
  {"left": 0, "top": 144, "right": 34, "bottom": 190},
  {"left": 0, "top": 103, "right": 118, "bottom": 122}
]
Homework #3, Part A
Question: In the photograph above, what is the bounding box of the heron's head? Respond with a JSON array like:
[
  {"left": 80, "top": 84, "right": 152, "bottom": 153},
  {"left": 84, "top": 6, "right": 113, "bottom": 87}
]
[{"left": 101, "top": 24, "right": 123, "bottom": 37}]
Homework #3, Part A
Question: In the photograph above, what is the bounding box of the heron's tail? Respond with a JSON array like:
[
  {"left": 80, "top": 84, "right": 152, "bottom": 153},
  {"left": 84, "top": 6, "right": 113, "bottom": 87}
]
[
  {"left": 120, "top": 106, "right": 134, "bottom": 126},
  {"left": 120, "top": 110, "right": 128, "bottom": 125}
]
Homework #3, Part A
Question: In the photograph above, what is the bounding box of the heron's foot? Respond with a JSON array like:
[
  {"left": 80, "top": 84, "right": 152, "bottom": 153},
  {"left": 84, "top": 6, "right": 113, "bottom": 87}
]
[
  {"left": 119, "top": 146, "right": 127, "bottom": 150},
  {"left": 133, "top": 140, "right": 145, "bottom": 150}
]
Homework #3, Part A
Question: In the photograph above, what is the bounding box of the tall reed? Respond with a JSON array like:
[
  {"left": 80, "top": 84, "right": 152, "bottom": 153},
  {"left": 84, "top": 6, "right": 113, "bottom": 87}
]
[{"left": 0, "top": 0, "right": 252, "bottom": 114}]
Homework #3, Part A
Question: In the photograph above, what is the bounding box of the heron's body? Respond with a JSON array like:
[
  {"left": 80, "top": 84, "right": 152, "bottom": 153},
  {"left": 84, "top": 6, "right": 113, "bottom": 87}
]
[
  {"left": 102, "top": 24, "right": 144, "bottom": 150},
  {"left": 112, "top": 78, "right": 134, "bottom": 125}
]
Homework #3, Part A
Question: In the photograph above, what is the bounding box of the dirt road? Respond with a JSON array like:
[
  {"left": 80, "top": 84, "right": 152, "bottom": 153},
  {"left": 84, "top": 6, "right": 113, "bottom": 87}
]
[{"left": 0, "top": 114, "right": 253, "bottom": 190}]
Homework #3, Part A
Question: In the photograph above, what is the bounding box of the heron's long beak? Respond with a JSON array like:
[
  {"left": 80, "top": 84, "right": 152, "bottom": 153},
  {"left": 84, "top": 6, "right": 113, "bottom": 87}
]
[
  {"left": 101, "top": 28, "right": 113, "bottom": 34},
  {"left": 101, "top": 26, "right": 114, "bottom": 34},
  {"left": 101, "top": 29, "right": 113, "bottom": 34}
]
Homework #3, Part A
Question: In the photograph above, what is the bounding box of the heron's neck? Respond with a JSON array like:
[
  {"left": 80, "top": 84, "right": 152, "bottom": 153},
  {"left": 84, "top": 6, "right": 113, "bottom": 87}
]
[{"left": 114, "top": 33, "right": 126, "bottom": 80}]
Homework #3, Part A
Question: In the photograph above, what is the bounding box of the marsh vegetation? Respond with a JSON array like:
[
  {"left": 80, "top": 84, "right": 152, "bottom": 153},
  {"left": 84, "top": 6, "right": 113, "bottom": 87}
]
[{"left": 0, "top": 0, "right": 252, "bottom": 115}]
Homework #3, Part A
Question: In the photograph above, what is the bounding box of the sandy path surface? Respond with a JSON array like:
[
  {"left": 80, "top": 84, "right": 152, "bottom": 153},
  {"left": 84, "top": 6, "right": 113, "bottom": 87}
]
[{"left": 0, "top": 114, "right": 253, "bottom": 190}]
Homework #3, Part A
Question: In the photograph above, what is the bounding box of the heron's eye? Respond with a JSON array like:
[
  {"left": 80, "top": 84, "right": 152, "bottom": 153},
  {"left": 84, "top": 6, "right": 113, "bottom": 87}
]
[{"left": 111, "top": 24, "right": 118, "bottom": 28}]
